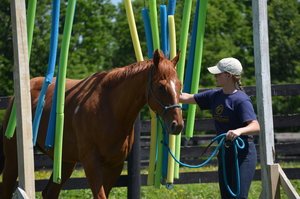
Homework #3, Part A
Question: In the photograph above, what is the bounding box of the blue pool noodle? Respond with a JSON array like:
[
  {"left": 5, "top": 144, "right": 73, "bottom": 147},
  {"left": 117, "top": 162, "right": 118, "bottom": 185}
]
[
  {"left": 160, "top": 5, "right": 168, "bottom": 57},
  {"left": 167, "top": 0, "right": 176, "bottom": 15},
  {"left": 142, "top": 8, "right": 153, "bottom": 58},
  {"left": 45, "top": 74, "right": 59, "bottom": 148},
  {"left": 32, "top": 0, "right": 60, "bottom": 145},
  {"left": 159, "top": 5, "right": 169, "bottom": 179}
]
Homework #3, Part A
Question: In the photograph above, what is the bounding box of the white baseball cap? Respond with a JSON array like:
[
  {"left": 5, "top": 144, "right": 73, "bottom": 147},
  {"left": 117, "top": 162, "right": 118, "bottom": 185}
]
[{"left": 207, "top": 57, "right": 243, "bottom": 76}]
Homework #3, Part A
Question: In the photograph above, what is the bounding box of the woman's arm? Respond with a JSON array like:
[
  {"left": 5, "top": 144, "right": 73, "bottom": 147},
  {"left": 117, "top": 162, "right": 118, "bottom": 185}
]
[
  {"left": 226, "top": 120, "right": 260, "bottom": 141},
  {"left": 179, "top": 92, "right": 196, "bottom": 104}
]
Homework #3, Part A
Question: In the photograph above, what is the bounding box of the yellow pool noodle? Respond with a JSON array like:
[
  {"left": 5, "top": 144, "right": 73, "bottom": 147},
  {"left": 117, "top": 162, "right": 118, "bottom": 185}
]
[{"left": 166, "top": 15, "right": 177, "bottom": 184}]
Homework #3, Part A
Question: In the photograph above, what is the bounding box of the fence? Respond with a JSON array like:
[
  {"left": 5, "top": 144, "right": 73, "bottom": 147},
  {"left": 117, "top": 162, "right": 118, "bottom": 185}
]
[{"left": 0, "top": 84, "right": 300, "bottom": 196}]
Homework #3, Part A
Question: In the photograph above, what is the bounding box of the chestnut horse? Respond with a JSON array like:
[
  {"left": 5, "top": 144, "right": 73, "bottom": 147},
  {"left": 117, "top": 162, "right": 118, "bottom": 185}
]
[{"left": 0, "top": 50, "right": 184, "bottom": 198}]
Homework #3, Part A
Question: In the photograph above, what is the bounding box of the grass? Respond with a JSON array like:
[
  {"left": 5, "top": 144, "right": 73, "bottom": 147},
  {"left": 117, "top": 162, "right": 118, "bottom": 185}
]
[
  {"left": 1, "top": 158, "right": 299, "bottom": 198},
  {"left": 33, "top": 180, "right": 300, "bottom": 199},
  {"left": 30, "top": 162, "right": 300, "bottom": 199}
]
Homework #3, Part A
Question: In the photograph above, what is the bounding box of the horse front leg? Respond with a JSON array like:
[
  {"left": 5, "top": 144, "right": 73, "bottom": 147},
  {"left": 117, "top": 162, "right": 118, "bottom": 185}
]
[
  {"left": 81, "top": 151, "right": 107, "bottom": 199},
  {"left": 1, "top": 137, "right": 18, "bottom": 199},
  {"left": 42, "top": 161, "right": 76, "bottom": 199},
  {"left": 1, "top": 156, "right": 18, "bottom": 199},
  {"left": 102, "top": 162, "right": 124, "bottom": 195}
]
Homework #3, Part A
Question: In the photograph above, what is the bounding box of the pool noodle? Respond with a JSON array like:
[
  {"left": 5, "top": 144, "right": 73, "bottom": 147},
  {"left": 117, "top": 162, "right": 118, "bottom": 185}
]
[
  {"left": 182, "top": 0, "right": 200, "bottom": 110},
  {"left": 166, "top": 15, "right": 176, "bottom": 184},
  {"left": 149, "top": 0, "right": 163, "bottom": 188},
  {"left": 174, "top": 0, "right": 193, "bottom": 178},
  {"left": 33, "top": 0, "right": 60, "bottom": 146},
  {"left": 167, "top": 0, "right": 176, "bottom": 15},
  {"left": 160, "top": 5, "right": 169, "bottom": 181},
  {"left": 124, "top": 0, "right": 143, "bottom": 62},
  {"left": 53, "top": 0, "right": 77, "bottom": 183},
  {"left": 45, "top": 77, "right": 58, "bottom": 148},
  {"left": 160, "top": 5, "right": 168, "bottom": 57},
  {"left": 142, "top": 8, "right": 156, "bottom": 186},
  {"left": 142, "top": 8, "right": 153, "bottom": 58},
  {"left": 185, "top": 0, "right": 208, "bottom": 139}
]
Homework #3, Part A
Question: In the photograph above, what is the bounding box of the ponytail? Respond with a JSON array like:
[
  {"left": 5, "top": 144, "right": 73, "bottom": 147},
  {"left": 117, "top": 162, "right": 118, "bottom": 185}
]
[{"left": 233, "top": 75, "right": 244, "bottom": 91}]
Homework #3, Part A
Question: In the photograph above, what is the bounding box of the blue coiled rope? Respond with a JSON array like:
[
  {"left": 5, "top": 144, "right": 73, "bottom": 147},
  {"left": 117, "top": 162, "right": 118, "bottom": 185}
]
[{"left": 158, "top": 116, "right": 245, "bottom": 198}]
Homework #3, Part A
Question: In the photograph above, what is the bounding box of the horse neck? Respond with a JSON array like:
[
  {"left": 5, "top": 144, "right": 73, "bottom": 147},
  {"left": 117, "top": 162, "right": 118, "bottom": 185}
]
[{"left": 102, "top": 63, "right": 150, "bottom": 125}]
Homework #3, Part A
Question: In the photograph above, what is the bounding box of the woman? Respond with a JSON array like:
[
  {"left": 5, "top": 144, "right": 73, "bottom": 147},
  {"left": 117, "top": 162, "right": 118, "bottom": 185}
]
[{"left": 180, "top": 57, "right": 260, "bottom": 199}]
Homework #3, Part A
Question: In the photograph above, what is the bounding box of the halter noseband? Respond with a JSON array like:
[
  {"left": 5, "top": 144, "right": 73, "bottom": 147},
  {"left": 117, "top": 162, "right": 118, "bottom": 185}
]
[{"left": 146, "top": 66, "right": 182, "bottom": 116}]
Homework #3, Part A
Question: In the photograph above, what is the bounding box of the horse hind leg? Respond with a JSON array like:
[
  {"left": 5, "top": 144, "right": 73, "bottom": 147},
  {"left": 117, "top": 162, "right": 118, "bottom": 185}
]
[{"left": 42, "top": 161, "right": 76, "bottom": 199}]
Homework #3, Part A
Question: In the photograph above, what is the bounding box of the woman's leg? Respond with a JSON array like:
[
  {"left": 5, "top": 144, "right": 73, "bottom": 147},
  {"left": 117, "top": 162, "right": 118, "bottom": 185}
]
[
  {"left": 218, "top": 147, "right": 236, "bottom": 199},
  {"left": 238, "top": 142, "right": 257, "bottom": 199},
  {"left": 218, "top": 142, "right": 257, "bottom": 199}
]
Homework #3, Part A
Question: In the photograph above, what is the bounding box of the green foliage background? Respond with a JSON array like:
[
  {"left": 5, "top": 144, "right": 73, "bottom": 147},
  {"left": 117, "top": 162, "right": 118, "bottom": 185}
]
[{"left": 0, "top": 0, "right": 299, "bottom": 117}]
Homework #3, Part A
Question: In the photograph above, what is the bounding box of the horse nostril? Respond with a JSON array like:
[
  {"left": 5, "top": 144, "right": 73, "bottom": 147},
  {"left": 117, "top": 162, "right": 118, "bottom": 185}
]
[{"left": 171, "top": 121, "right": 179, "bottom": 132}]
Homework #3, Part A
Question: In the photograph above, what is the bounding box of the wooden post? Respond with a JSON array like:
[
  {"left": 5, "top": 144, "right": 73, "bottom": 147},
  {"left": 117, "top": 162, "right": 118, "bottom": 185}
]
[
  {"left": 278, "top": 165, "right": 299, "bottom": 199},
  {"left": 252, "top": 1, "right": 300, "bottom": 198},
  {"left": 10, "top": 0, "right": 35, "bottom": 198},
  {"left": 269, "top": 164, "right": 300, "bottom": 199},
  {"left": 252, "top": 0, "right": 275, "bottom": 198},
  {"left": 270, "top": 164, "right": 280, "bottom": 199}
]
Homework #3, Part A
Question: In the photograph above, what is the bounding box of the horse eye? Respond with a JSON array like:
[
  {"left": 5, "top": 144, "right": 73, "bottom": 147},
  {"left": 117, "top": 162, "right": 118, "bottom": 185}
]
[{"left": 159, "top": 84, "right": 165, "bottom": 91}]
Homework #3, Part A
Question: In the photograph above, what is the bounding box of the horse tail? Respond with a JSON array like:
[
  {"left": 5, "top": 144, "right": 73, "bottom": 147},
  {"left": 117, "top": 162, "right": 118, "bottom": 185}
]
[{"left": 0, "top": 96, "right": 14, "bottom": 174}]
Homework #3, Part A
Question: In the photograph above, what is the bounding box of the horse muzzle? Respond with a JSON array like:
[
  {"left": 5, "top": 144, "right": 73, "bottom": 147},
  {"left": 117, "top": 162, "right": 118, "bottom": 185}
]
[
  {"left": 162, "top": 104, "right": 184, "bottom": 135},
  {"left": 169, "top": 120, "right": 184, "bottom": 135}
]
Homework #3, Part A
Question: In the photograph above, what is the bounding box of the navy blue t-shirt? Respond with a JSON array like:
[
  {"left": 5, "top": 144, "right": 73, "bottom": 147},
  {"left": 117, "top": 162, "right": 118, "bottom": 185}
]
[{"left": 194, "top": 89, "right": 257, "bottom": 135}]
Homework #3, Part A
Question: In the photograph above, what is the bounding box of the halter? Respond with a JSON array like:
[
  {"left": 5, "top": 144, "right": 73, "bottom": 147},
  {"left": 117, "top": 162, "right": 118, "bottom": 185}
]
[{"left": 146, "top": 65, "right": 182, "bottom": 116}]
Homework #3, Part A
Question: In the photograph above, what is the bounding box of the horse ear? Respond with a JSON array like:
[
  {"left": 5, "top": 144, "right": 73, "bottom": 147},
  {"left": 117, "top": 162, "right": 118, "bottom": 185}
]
[
  {"left": 171, "top": 51, "right": 180, "bottom": 68},
  {"left": 153, "top": 49, "right": 164, "bottom": 67}
]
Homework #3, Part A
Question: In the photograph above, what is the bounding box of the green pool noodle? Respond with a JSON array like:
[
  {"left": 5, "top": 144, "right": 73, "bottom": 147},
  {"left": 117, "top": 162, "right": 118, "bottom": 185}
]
[
  {"left": 5, "top": 102, "right": 17, "bottom": 138},
  {"left": 53, "top": 0, "right": 77, "bottom": 184},
  {"left": 175, "top": 0, "right": 193, "bottom": 178},
  {"left": 185, "top": 0, "right": 208, "bottom": 139},
  {"left": 176, "top": 0, "right": 193, "bottom": 82},
  {"left": 27, "top": 0, "right": 37, "bottom": 60},
  {"left": 149, "top": 0, "right": 160, "bottom": 50},
  {"left": 154, "top": 124, "right": 163, "bottom": 188},
  {"left": 149, "top": 0, "right": 162, "bottom": 188}
]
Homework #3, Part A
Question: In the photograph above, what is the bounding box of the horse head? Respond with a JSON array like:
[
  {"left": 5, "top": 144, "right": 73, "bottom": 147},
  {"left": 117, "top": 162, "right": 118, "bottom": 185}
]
[{"left": 147, "top": 50, "right": 184, "bottom": 135}]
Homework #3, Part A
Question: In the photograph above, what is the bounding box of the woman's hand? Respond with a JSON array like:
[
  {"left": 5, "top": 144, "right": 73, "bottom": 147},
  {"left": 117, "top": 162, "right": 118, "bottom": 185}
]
[
  {"left": 226, "top": 120, "right": 260, "bottom": 141},
  {"left": 226, "top": 129, "right": 241, "bottom": 141},
  {"left": 179, "top": 92, "right": 196, "bottom": 104}
]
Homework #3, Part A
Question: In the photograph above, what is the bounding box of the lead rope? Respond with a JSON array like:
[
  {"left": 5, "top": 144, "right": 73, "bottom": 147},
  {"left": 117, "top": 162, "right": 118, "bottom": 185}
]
[{"left": 157, "top": 116, "right": 245, "bottom": 198}]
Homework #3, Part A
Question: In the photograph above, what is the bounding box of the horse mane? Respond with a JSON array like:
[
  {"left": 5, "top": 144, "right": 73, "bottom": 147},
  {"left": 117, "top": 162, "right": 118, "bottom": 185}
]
[
  {"left": 101, "top": 60, "right": 153, "bottom": 88},
  {"left": 70, "top": 53, "right": 178, "bottom": 103}
]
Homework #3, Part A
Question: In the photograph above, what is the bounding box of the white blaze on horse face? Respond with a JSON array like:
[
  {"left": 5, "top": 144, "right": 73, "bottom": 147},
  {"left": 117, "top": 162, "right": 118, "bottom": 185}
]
[
  {"left": 170, "top": 80, "right": 177, "bottom": 99},
  {"left": 74, "top": 105, "right": 80, "bottom": 114}
]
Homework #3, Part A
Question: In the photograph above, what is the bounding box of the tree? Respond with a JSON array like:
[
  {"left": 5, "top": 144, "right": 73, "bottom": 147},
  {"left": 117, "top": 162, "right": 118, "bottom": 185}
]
[
  {"left": 0, "top": 0, "right": 299, "bottom": 96},
  {"left": 0, "top": 0, "right": 119, "bottom": 97},
  {"left": 0, "top": 0, "right": 14, "bottom": 96},
  {"left": 268, "top": 0, "right": 300, "bottom": 84},
  {"left": 30, "top": 0, "right": 118, "bottom": 79}
]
